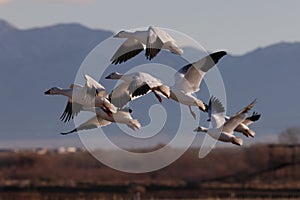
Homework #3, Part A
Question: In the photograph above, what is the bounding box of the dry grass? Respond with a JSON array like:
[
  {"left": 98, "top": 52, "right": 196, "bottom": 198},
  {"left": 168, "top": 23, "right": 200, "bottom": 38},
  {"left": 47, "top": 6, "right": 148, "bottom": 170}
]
[
  {"left": 0, "top": 144, "right": 299, "bottom": 185},
  {"left": 0, "top": 144, "right": 299, "bottom": 199}
]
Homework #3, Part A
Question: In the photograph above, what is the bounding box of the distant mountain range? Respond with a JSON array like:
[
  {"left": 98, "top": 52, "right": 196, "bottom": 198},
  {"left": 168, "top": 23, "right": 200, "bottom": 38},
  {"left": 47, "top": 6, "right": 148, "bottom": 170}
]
[{"left": 0, "top": 19, "right": 299, "bottom": 148}]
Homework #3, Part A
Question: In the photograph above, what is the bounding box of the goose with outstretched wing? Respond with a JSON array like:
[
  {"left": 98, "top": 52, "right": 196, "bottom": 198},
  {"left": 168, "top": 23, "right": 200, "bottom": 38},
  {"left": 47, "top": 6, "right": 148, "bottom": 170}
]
[
  {"left": 205, "top": 97, "right": 261, "bottom": 137},
  {"left": 44, "top": 74, "right": 117, "bottom": 122},
  {"left": 105, "top": 72, "right": 170, "bottom": 108},
  {"left": 61, "top": 107, "right": 140, "bottom": 135},
  {"left": 194, "top": 97, "right": 257, "bottom": 146},
  {"left": 111, "top": 26, "right": 183, "bottom": 64},
  {"left": 170, "top": 51, "right": 227, "bottom": 119}
]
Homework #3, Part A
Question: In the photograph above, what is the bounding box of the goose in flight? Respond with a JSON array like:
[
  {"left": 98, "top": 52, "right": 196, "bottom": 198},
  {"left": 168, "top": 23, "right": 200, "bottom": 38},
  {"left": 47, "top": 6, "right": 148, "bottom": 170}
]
[
  {"left": 170, "top": 51, "right": 227, "bottom": 119},
  {"left": 61, "top": 107, "right": 140, "bottom": 135},
  {"left": 235, "top": 112, "right": 260, "bottom": 137},
  {"left": 194, "top": 97, "right": 257, "bottom": 146},
  {"left": 44, "top": 74, "right": 117, "bottom": 122},
  {"left": 111, "top": 26, "right": 183, "bottom": 64},
  {"left": 105, "top": 72, "right": 170, "bottom": 108},
  {"left": 205, "top": 97, "right": 261, "bottom": 137}
]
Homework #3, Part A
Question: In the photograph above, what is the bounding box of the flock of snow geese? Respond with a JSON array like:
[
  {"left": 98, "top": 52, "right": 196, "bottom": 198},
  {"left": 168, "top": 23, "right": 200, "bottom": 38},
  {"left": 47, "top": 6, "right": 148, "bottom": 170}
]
[{"left": 45, "top": 26, "right": 261, "bottom": 146}]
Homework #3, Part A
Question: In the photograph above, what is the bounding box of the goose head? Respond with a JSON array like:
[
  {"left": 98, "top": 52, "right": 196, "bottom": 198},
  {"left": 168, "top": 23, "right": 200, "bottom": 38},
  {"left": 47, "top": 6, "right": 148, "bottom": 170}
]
[
  {"left": 44, "top": 87, "right": 61, "bottom": 95},
  {"left": 105, "top": 72, "right": 123, "bottom": 79}
]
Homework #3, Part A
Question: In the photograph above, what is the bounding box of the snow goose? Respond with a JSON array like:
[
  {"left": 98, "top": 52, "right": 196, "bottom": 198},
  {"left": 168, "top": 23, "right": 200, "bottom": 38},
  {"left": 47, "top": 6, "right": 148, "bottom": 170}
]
[
  {"left": 61, "top": 107, "right": 140, "bottom": 134},
  {"left": 111, "top": 26, "right": 183, "bottom": 64},
  {"left": 105, "top": 72, "right": 170, "bottom": 108},
  {"left": 234, "top": 112, "right": 261, "bottom": 137},
  {"left": 194, "top": 97, "right": 256, "bottom": 146},
  {"left": 44, "top": 74, "right": 117, "bottom": 122},
  {"left": 170, "top": 51, "right": 227, "bottom": 119},
  {"left": 205, "top": 97, "right": 261, "bottom": 137}
]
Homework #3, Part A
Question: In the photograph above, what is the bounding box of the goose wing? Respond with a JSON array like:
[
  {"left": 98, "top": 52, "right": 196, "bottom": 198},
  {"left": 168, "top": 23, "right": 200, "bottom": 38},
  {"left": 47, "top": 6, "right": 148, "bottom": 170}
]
[
  {"left": 60, "top": 101, "right": 83, "bottom": 123},
  {"left": 150, "top": 26, "right": 176, "bottom": 43},
  {"left": 129, "top": 82, "right": 151, "bottom": 98},
  {"left": 127, "top": 72, "right": 162, "bottom": 98},
  {"left": 111, "top": 38, "right": 144, "bottom": 64},
  {"left": 243, "top": 111, "right": 261, "bottom": 126},
  {"left": 206, "top": 96, "right": 224, "bottom": 121},
  {"left": 82, "top": 75, "right": 117, "bottom": 114},
  {"left": 61, "top": 115, "right": 111, "bottom": 135},
  {"left": 150, "top": 26, "right": 183, "bottom": 55},
  {"left": 109, "top": 73, "right": 164, "bottom": 108},
  {"left": 60, "top": 84, "right": 85, "bottom": 122},
  {"left": 209, "top": 97, "right": 226, "bottom": 128},
  {"left": 84, "top": 74, "right": 108, "bottom": 98},
  {"left": 145, "top": 27, "right": 165, "bottom": 60},
  {"left": 109, "top": 82, "right": 133, "bottom": 108},
  {"left": 109, "top": 81, "right": 149, "bottom": 108},
  {"left": 233, "top": 99, "right": 256, "bottom": 117},
  {"left": 222, "top": 114, "right": 248, "bottom": 135},
  {"left": 223, "top": 100, "right": 256, "bottom": 134},
  {"left": 173, "top": 51, "right": 227, "bottom": 94}
]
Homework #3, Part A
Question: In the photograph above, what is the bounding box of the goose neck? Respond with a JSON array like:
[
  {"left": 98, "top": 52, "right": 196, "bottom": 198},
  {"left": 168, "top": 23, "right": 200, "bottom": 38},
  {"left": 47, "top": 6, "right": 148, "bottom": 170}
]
[{"left": 57, "top": 88, "right": 73, "bottom": 98}]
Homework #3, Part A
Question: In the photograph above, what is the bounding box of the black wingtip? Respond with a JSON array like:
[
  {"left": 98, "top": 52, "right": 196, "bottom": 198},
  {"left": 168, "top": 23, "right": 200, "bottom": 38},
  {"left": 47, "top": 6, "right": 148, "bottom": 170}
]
[
  {"left": 131, "top": 84, "right": 151, "bottom": 98},
  {"left": 111, "top": 60, "right": 121, "bottom": 65},
  {"left": 247, "top": 111, "right": 261, "bottom": 122},
  {"left": 60, "top": 113, "right": 73, "bottom": 123},
  {"left": 145, "top": 48, "right": 160, "bottom": 60},
  {"left": 60, "top": 129, "right": 77, "bottom": 135},
  {"left": 209, "top": 51, "right": 227, "bottom": 63}
]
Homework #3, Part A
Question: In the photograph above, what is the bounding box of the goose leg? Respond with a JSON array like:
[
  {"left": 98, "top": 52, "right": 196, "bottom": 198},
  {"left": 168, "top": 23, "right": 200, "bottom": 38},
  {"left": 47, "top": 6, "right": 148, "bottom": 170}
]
[
  {"left": 189, "top": 106, "right": 196, "bottom": 120},
  {"left": 153, "top": 91, "right": 162, "bottom": 103}
]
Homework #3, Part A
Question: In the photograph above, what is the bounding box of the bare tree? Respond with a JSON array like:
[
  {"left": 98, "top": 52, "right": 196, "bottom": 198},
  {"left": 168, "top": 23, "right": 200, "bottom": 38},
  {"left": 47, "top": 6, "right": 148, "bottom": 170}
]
[{"left": 278, "top": 127, "right": 300, "bottom": 144}]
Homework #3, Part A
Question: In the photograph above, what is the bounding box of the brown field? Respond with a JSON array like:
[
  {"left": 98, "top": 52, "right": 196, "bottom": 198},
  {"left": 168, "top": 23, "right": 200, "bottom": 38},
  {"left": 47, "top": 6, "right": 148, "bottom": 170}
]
[{"left": 0, "top": 144, "right": 299, "bottom": 199}]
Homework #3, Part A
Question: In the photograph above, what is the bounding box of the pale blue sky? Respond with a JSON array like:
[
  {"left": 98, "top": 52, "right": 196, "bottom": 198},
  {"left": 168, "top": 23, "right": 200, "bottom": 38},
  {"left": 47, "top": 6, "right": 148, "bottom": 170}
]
[{"left": 0, "top": 0, "right": 300, "bottom": 55}]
